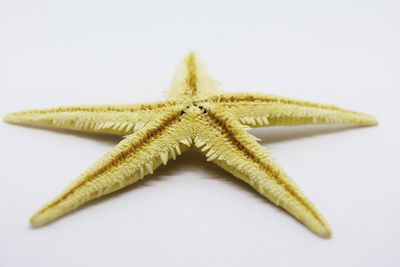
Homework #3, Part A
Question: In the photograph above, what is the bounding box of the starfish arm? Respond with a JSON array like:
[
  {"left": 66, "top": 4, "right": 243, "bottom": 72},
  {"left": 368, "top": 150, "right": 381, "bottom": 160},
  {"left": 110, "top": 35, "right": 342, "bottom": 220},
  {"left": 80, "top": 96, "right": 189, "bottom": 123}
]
[
  {"left": 30, "top": 109, "right": 193, "bottom": 226},
  {"left": 166, "top": 52, "right": 223, "bottom": 100},
  {"left": 206, "top": 93, "right": 377, "bottom": 128},
  {"left": 194, "top": 108, "right": 331, "bottom": 237},
  {"left": 4, "top": 101, "right": 177, "bottom": 135}
]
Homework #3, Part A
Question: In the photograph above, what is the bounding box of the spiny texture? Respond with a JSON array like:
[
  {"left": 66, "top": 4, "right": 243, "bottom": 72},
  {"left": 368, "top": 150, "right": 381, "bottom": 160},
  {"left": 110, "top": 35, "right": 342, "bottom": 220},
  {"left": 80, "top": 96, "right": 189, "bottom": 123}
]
[{"left": 5, "top": 52, "right": 377, "bottom": 237}]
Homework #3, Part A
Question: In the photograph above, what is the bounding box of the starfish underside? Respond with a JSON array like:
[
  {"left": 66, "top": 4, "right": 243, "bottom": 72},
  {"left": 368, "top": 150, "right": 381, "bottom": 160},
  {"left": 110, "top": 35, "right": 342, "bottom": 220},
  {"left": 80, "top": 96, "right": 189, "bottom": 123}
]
[{"left": 5, "top": 53, "right": 377, "bottom": 237}]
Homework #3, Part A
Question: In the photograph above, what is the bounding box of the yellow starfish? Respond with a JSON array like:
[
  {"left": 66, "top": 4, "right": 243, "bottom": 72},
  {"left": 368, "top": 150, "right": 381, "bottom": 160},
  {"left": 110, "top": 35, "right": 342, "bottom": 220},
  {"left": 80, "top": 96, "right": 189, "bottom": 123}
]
[{"left": 5, "top": 53, "right": 377, "bottom": 237}]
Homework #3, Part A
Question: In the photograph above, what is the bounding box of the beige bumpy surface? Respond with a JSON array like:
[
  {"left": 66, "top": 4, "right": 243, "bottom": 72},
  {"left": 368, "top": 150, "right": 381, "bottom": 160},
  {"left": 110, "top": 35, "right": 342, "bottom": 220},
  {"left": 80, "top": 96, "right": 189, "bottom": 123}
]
[{"left": 5, "top": 53, "right": 377, "bottom": 237}]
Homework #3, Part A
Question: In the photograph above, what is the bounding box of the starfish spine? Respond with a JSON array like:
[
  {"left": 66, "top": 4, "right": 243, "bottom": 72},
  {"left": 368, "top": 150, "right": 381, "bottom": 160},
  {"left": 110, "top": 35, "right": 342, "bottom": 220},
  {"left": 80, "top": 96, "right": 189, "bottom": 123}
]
[
  {"left": 194, "top": 108, "right": 331, "bottom": 236},
  {"left": 209, "top": 93, "right": 377, "bottom": 127},
  {"left": 29, "top": 109, "right": 191, "bottom": 226},
  {"left": 4, "top": 102, "right": 177, "bottom": 135}
]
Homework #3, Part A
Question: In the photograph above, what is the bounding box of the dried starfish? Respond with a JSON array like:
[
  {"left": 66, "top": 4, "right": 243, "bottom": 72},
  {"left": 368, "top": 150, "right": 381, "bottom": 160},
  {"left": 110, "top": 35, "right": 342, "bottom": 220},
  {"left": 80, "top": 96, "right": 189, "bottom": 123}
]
[{"left": 5, "top": 53, "right": 377, "bottom": 237}]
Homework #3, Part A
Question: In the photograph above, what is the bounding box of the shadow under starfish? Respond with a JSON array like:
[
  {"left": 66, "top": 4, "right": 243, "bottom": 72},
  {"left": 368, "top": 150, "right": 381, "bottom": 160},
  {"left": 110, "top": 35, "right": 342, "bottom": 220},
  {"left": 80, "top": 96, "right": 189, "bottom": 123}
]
[{"left": 5, "top": 52, "right": 377, "bottom": 238}]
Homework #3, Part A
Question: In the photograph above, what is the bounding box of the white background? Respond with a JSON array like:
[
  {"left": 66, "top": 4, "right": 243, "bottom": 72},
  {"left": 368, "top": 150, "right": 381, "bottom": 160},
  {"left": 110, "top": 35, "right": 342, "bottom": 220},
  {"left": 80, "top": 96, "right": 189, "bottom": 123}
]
[{"left": 0, "top": 0, "right": 399, "bottom": 266}]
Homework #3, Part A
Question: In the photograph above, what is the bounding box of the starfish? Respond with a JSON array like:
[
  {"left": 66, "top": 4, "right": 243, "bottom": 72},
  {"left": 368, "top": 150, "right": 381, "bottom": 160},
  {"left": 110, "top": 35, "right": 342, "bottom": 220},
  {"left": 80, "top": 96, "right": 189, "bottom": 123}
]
[{"left": 5, "top": 53, "right": 377, "bottom": 237}]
